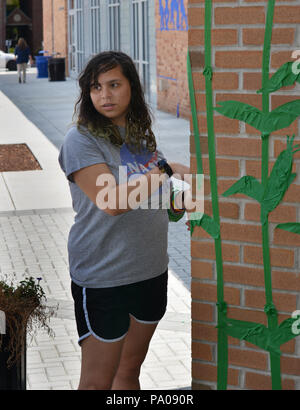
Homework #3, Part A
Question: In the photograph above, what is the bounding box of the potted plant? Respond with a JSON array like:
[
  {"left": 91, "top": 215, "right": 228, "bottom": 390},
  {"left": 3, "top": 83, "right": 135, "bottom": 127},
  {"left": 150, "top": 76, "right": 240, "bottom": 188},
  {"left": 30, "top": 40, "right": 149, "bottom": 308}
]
[{"left": 0, "top": 275, "right": 56, "bottom": 390}]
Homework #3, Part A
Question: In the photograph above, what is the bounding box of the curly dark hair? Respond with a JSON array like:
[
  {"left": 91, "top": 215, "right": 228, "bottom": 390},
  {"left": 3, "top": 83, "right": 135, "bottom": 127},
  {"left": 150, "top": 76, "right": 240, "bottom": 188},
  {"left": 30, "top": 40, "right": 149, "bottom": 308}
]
[{"left": 74, "top": 51, "right": 156, "bottom": 153}]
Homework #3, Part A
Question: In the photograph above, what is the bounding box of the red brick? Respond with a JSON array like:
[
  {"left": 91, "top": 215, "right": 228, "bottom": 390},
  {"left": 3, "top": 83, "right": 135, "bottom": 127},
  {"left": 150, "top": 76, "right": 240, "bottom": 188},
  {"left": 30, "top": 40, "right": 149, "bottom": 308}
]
[
  {"left": 192, "top": 362, "right": 239, "bottom": 385},
  {"left": 192, "top": 72, "right": 239, "bottom": 91},
  {"left": 221, "top": 222, "right": 262, "bottom": 244},
  {"left": 191, "top": 115, "right": 240, "bottom": 135},
  {"left": 223, "top": 265, "right": 265, "bottom": 287},
  {"left": 271, "top": 51, "right": 295, "bottom": 68},
  {"left": 191, "top": 240, "right": 240, "bottom": 262},
  {"left": 195, "top": 92, "right": 207, "bottom": 112},
  {"left": 244, "top": 203, "right": 297, "bottom": 224},
  {"left": 228, "top": 347, "right": 268, "bottom": 370},
  {"left": 280, "top": 339, "right": 296, "bottom": 355},
  {"left": 272, "top": 270, "right": 300, "bottom": 292},
  {"left": 191, "top": 260, "right": 214, "bottom": 279},
  {"left": 188, "top": 6, "right": 205, "bottom": 26},
  {"left": 272, "top": 95, "right": 300, "bottom": 112},
  {"left": 192, "top": 157, "right": 240, "bottom": 177},
  {"left": 243, "top": 245, "right": 295, "bottom": 268},
  {"left": 192, "top": 341, "right": 213, "bottom": 361},
  {"left": 274, "top": 6, "right": 300, "bottom": 23},
  {"left": 189, "top": 28, "right": 238, "bottom": 46},
  {"left": 190, "top": 134, "right": 209, "bottom": 155},
  {"left": 245, "top": 372, "right": 296, "bottom": 390},
  {"left": 192, "top": 322, "right": 217, "bottom": 342},
  {"left": 243, "top": 28, "right": 295, "bottom": 45},
  {"left": 215, "top": 51, "right": 262, "bottom": 69},
  {"left": 214, "top": 7, "right": 265, "bottom": 25},
  {"left": 191, "top": 281, "right": 241, "bottom": 305},
  {"left": 192, "top": 301, "right": 214, "bottom": 321},
  {"left": 283, "top": 183, "right": 300, "bottom": 203},
  {"left": 244, "top": 289, "right": 297, "bottom": 313},
  {"left": 227, "top": 307, "right": 267, "bottom": 325},
  {"left": 281, "top": 356, "right": 300, "bottom": 376},
  {"left": 205, "top": 200, "right": 240, "bottom": 220},
  {"left": 273, "top": 228, "right": 300, "bottom": 247},
  {"left": 217, "top": 137, "right": 261, "bottom": 157}
]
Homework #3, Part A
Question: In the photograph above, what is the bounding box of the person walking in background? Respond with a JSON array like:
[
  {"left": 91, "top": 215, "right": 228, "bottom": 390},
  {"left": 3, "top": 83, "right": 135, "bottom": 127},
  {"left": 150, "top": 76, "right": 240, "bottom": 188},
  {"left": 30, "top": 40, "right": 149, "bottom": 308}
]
[
  {"left": 14, "top": 38, "right": 33, "bottom": 84},
  {"left": 59, "top": 51, "right": 191, "bottom": 390}
]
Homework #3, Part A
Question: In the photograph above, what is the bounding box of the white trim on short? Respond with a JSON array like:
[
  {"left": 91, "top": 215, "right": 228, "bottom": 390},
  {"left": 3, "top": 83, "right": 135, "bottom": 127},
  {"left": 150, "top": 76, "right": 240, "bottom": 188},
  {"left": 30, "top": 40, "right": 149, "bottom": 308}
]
[
  {"left": 130, "top": 313, "right": 160, "bottom": 325},
  {"left": 81, "top": 287, "right": 128, "bottom": 344}
]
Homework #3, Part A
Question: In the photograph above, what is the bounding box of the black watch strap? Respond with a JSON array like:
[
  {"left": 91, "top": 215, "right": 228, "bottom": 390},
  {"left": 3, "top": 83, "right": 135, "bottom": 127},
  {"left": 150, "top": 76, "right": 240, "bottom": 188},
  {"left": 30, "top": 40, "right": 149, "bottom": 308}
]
[{"left": 157, "top": 159, "right": 174, "bottom": 177}]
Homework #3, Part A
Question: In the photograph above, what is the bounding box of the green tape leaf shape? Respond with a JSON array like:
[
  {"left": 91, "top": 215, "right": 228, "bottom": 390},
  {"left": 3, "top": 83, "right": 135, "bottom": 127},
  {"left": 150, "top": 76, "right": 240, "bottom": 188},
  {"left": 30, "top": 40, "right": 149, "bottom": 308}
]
[
  {"left": 261, "top": 135, "right": 299, "bottom": 224},
  {"left": 222, "top": 175, "right": 263, "bottom": 203},
  {"left": 257, "top": 61, "right": 300, "bottom": 94},
  {"left": 276, "top": 222, "right": 300, "bottom": 235},
  {"left": 190, "top": 213, "right": 220, "bottom": 239},
  {"left": 223, "top": 317, "right": 300, "bottom": 356},
  {"left": 222, "top": 319, "right": 279, "bottom": 354},
  {"left": 214, "top": 100, "right": 300, "bottom": 134}
]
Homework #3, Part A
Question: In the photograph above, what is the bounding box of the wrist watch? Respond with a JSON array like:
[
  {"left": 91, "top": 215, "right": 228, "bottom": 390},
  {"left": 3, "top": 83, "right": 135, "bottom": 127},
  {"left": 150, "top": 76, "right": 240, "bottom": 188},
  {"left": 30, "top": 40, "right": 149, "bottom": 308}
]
[{"left": 157, "top": 159, "right": 174, "bottom": 177}]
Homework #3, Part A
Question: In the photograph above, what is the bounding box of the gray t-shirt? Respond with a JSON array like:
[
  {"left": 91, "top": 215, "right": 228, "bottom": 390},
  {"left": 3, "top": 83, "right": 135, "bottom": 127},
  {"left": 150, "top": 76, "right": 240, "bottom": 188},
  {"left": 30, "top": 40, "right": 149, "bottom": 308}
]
[{"left": 58, "top": 125, "right": 170, "bottom": 288}]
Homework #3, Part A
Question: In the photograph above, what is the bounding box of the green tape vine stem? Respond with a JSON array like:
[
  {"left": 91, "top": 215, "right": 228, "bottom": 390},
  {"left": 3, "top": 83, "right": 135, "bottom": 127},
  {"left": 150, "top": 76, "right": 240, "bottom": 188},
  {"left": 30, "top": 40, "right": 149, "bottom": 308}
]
[
  {"left": 187, "top": 0, "right": 228, "bottom": 390},
  {"left": 187, "top": 0, "right": 300, "bottom": 390}
]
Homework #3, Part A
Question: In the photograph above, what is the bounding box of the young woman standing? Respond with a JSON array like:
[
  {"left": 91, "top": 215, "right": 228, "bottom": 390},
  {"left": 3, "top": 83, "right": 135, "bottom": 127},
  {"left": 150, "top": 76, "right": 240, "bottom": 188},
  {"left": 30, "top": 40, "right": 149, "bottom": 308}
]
[
  {"left": 59, "top": 51, "right": 190, "bottom": 390},
  {"left": 14, "top": 38, "right": 32, "bottom": 83}
]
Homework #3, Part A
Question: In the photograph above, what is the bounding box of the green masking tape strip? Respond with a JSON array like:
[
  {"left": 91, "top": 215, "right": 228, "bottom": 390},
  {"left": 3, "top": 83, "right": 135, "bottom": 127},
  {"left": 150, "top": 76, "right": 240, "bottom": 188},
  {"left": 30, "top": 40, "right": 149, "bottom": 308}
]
[
  {"left": 261, "top": 0, "right": 282, "bottom": 391},
  {"left": 203, "top": 0, "right": 228, "bottom": 390},
  {"left": 187, "top": 51, "right": 203, "bottom": 175}
]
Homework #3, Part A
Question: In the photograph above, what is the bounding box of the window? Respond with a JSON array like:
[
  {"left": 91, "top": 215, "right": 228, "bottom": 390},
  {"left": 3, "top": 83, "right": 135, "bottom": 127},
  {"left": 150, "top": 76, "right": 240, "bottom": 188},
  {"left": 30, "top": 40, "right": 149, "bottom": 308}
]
[
  {"left": 75, "top": 0, "right": 84, "bottom": 72},
  {"left": 108, "top": 0, "right": 120, "bottom": 51},
  {"left": 91, "top": 0, "right": 101, "bottom": 55},
  {"left": 132, "top": 0, "right": 149, "bottom": 96},
  {"left": 68, "top": 0, "right": 84, "bottom": 74}
]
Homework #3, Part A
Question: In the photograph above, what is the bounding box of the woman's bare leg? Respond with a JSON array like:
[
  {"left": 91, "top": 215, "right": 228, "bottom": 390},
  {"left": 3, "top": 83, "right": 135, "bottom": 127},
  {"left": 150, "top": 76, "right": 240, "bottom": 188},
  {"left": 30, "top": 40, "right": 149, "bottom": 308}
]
[
  {"left": 112, "top": 316, "right": 158, "bottom": 390},
  {"left": 78, "top": 334, "right": 125, "bottom": 390}
]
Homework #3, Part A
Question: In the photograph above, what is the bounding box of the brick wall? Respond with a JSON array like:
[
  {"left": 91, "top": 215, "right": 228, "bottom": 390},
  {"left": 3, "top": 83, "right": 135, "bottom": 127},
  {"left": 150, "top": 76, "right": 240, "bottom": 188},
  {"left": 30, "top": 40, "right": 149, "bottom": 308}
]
[
  {"left": 42, "top": 0, "right": 68, "bottom": 70},
  {"left": 31, "top": 0, "right": 44, "bottom": 54},
  {"left": 189, "top": 0, "right": 300, "bottom": 390},
  {"left": 155, "top": 0, "right": 190, "bottom": 118}
]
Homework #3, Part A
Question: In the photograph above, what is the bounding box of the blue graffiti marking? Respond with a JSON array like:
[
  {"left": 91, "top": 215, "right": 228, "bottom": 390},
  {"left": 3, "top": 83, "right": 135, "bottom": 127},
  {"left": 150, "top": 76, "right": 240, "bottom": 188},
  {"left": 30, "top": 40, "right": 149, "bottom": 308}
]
[{"left": 159, "top": 0, "right": 187, "bottom": 31}]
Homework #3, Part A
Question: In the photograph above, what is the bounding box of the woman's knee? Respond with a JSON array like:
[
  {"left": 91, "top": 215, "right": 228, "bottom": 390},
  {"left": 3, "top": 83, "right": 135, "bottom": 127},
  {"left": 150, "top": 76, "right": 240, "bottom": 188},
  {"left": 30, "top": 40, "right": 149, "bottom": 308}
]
[
  {"left": 78, "top": 372, "right": 115, "bottom": 390},
  {"left": 116, "top": 357, "right": 143, "bottom": 379}
]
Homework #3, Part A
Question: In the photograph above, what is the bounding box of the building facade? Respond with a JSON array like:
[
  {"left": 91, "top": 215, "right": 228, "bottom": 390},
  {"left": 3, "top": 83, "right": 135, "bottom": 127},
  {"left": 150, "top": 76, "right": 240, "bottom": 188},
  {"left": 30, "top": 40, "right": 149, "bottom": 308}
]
[
  {"left": 0, "top": 0, "right": 43, "bottom": 55},
  {"left": 43, "top": 0, "right": 157, "bottom": 107},
  {"left": 156, "top": 0, "right": 189, "bottom": 118},
  {"left": 42, "top": 0, "right": 190, "bottom": 117}
]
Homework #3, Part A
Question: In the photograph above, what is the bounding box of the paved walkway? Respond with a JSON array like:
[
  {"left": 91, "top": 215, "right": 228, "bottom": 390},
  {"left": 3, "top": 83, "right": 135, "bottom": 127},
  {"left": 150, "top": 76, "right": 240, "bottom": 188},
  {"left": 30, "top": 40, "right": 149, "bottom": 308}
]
[{"left": 0, "top": 68, "right": 191, "bottom": 390}]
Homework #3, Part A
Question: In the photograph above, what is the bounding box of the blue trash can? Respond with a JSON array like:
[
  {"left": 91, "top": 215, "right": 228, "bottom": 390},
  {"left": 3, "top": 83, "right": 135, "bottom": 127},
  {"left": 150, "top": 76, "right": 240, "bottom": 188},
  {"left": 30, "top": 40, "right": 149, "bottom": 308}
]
[{"left": 36, "top": 52, "right": 50, "bottom": 78}]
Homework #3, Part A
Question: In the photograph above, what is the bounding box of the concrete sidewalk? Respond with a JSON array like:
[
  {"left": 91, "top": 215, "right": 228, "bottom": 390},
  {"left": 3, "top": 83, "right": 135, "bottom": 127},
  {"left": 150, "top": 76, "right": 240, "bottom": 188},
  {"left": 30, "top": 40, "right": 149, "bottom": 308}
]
[{"left": 0, "top": 68, "right": 191, "bottom": 390}]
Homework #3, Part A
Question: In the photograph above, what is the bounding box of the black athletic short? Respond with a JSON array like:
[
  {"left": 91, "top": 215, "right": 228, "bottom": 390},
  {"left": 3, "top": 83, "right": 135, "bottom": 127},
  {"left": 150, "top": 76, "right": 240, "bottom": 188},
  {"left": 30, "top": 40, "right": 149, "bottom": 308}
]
[{"left": 71, "top": 270, "right": 168, "bottom": 344}]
